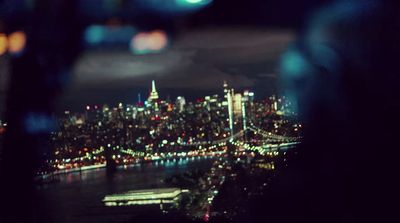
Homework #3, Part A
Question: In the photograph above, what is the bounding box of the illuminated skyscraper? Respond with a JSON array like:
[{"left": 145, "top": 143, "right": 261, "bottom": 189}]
[
  {"left": 223, "top": 81, "right": 229, "bottom": 99},
  {"left": 233, "top": 93, "right": 242, "bottom": 115},
  {"left": 242, "top": 101, "right": 247, "bottom": 130},
  {"left": 269, "top": 95, "right": 278, "bottom": 111},
  {"left": 148, "top": 80, "right": 159, "bottom": 102},
  {"left": 227, "top": 90, "right": 234, "bottom": 140},
  {"left": 248, "top": 91, "right": 254, "bottom": 102},
  {"left": 222, "top": 81, "right": 229, "bottom": 106},
  {"left": 175, "top": 96, "right": 186, "bottom": 113}
]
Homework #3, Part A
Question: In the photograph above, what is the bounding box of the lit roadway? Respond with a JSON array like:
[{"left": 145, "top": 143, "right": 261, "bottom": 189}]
[{"left": 43, "top": 125, "right": 300, "bottom": 176}]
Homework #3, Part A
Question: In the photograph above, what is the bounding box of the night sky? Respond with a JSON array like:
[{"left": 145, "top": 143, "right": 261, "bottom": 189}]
[
  {"left": 62, "top": 28, "right": 293, "bottom": 111},
  {"left": 0, "top": 0, "right": 330, "bottom": 114}
]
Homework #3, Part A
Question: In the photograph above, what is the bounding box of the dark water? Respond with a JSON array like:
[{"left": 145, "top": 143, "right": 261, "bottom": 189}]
[{"left": 36, "top": 157, "right": 215, "bottom": 223}]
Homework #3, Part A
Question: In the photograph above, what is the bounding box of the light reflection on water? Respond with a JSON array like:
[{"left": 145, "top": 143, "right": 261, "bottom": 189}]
[{"left": 36, "top": 157, "right": 216, "bottom": 223}]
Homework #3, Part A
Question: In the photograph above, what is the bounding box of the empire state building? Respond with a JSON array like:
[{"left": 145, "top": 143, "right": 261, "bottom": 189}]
[{"left": 148, "top": 80, "right": 159, "bottom": 102}]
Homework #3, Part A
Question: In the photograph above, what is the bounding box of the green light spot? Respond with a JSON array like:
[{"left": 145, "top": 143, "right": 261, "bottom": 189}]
[
  {"left": 85, "top": 25, "right": 105, "bottom": 45},
  {"left": 281, "top": 49, "right": 311, "bottom": 78},
  {"left": 186, "top": 0, "right": 203, "bottom": 3},
  {"left": 175, "top": 0, "right": 212, "bottom": 7}
]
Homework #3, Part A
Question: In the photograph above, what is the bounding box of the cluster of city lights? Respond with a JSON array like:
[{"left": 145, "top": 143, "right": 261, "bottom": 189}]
[
  {"left": 231, "top": 139, "right": 299, "bottom": 156},
  {"left": 39, "top": 79, "right": 301, "bottom": 177},
  {"left": 46, "top": 122, "right": 300, "bottom": 172},
  {"left": 248, "top": 126, "right": 302, "bottom": 142},
  {"left": 103, "top": 188, "right": 189, "bottom": 207}
]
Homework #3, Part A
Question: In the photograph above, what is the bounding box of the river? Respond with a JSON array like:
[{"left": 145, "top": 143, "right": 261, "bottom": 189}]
[{"left": 35, "top": 157, "right": 216, "bottom": 223}]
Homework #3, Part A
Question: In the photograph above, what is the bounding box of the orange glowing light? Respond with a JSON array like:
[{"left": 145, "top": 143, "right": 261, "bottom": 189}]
[
  {"left": 167, "top": 104, "right": 173, "bottom": 112},
  {"left": 8, "top": 31, "right": 27, "bottom": 54},
  {"left": 131, "top": 30, "right": 168, "bottom": 54},
  {"left": 0, "top": 33, "right": 7, "bottom": 56},
  {"left": 133, "top": 33, "right": 150, "bottom": 51},
  {"left": 147, "top": 30, "right": 168, "bottom": 51}
]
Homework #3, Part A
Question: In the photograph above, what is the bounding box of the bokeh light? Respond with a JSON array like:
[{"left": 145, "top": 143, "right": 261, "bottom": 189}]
[
  {"left": 84, "top": 25, "right": 105, "bottom": 45},
  {"left": 147, "top": 30, "right": 168, "bottom": 50},
  {"left": 137, "top": 0, "right": 213, "bottom": 15},
  {"left": 186, "top": 0, "right": 203, "bottom": 3},
  {"left": 8, "top": 31, "right": 27, "bottom": 55},
  {"left": 176, "top": 0, "right": 212, "bottom": 6},
  {"left": 130, "top": 30, "right": 168, "bottom": 55},
  {"left": 280, "top": 48, "right": 311, "bottom": 78},
  {"left": 0, "top": 33, "right": 7, "bottom": 56},
  {"left": 84, "top": 25, "right": 136, "bottom": 47},
  {"left": 24, "top": 113, "right": 56, "bottom": 134}
]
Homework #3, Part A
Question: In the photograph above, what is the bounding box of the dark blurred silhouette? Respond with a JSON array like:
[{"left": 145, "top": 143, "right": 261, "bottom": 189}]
[
  {"left": 0, "top": 1, "right": 82, "bottom": 222},
  {"left": 245, "top": 1, "right": 400, "bottom": 222},
  {"left": 0, "top": 0, "right": 399, "bottom": 223}
]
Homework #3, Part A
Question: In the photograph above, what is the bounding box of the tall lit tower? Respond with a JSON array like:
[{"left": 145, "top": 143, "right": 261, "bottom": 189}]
[
  {"left": 227, "top": 90, "right": 234, "bottom": 140},
  {"left": 242, "top": 101, "right": 247, "bottom": 131},
  {"left": 223, "top": 81, "right": 229, "bottom": 99},
  {"left": 175, "top": 96, "right": 186, "bottom": 113},
  {"left": 148, "top": 80, "right": 159, "bottom": 102},
  {"left": 233, "top": 93, "right": 242, "bottom": 115},
  {"left": 242, "top": 100, "right": 248, "bottom": 142},
  {"left": 222, "top": 81, "right": 229, "bottom": 106}
]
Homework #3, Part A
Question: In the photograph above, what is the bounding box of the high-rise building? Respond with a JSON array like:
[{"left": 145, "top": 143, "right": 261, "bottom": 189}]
[
  {"left": 147, "top": 80, "right": 160, "bottom": 111},
  {"left": 148, "top": 80, "right": 159, "bottom": 102},
  {"left": 222, "top": 81, "right": 229, "bottom": 106},
  {"left": 223, "top": 81, "right": 229, "bottom": 99},
  {"left": 227, "top": 90, "right": 234, "bottom": 139},
  {"left": 233, "top": 93, "right": 242, "bottom": 115},
  {"left": 242, "top": 100, "right": 247, "bottom": 131},
  {"left": 269, "top": 95, "right": 278, "bottom": 111},
  {"left": 175, "top": 96, "right": 186, "bottom": 113},
  {"left": 248, "top": 91, "right": 255, "bottom": 102}
]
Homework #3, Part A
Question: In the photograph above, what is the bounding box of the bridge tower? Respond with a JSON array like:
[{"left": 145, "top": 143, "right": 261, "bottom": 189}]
[{"left": 105, "top": 145, "right": 116, "bottom": 175}]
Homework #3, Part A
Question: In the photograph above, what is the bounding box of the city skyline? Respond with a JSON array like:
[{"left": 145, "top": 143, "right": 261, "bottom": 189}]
[
  {"left": 0, "top": 28, "right": 292, "bottom": 116},
  {"left": 59, "top": 79, "right": 280, "bottom": 114},
  {"left": 55, "top": 28, "right": 293, "bottom": 112}
]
